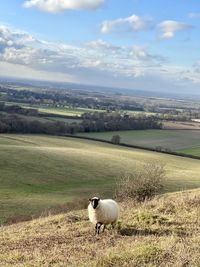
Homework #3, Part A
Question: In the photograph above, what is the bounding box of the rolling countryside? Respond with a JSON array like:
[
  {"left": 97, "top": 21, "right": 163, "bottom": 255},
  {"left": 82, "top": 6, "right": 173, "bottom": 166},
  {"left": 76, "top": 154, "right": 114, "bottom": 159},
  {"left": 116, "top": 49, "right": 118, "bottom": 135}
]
[
  {"left": 1, "top": 0, "right": 200, "bottom": 265},
  {"left": 1, "top": 134, "right": 200, "bottom": 224}
]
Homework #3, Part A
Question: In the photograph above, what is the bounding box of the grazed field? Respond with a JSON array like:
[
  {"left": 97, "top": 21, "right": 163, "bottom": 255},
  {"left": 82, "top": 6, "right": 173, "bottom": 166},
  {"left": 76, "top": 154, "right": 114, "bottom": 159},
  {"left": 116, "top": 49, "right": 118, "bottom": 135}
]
[
  {"left": 78, "top": 129, "right": 200, "bottom": 155},
  {"left": 1, "top": 134, "right": 200, "bottom": 224},
  {"left": 0, "top": 189, "right": 199, "bottom": 266}
]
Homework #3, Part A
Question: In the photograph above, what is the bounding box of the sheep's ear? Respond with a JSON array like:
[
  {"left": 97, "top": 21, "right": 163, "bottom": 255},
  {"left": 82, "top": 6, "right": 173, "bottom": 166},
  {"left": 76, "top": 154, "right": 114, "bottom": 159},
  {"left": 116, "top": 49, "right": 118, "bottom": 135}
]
[{"left": 89, "top": 198, "right": 92, "bottom": 202}]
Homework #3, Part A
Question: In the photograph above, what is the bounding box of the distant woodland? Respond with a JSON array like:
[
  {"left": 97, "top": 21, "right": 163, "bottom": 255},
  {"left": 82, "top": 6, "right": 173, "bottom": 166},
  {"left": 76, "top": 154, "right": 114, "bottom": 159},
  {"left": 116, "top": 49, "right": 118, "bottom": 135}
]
[
  {"left": 1, "top": 82, "right": 200, "bottom": 135},
  {"left": 0, "top": 103, "right": 162, "bottom": 134}
]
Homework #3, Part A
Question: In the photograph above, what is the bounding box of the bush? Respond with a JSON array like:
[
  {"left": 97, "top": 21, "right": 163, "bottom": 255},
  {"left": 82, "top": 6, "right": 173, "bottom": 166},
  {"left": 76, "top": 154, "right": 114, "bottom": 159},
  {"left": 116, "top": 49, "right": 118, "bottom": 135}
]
[
  {"left": 115, "top": 162, "right": 165, "bottom": 201},
  {"left": 111, "top": 135, "right": 121, "bottom": 144}
]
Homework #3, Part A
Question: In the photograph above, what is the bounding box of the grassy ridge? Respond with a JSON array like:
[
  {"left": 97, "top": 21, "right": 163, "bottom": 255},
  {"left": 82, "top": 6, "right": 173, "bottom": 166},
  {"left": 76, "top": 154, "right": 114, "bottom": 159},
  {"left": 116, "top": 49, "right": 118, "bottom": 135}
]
[
  {"left": 0, "top": 189, "right": 199, "bottom": 266},
  {"left": 1, "top": 134, "right": 200, "bottom": 224},
  {"left": 77, "top": 129, "right": 200, "bottom": 156}
]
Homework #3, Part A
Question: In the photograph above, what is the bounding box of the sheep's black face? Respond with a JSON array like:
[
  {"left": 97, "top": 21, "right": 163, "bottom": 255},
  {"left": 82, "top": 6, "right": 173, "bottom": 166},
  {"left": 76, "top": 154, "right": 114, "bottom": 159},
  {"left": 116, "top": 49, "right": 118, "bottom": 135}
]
[{"left": 89, "top": 197, "right": 100, "bottom": 209}]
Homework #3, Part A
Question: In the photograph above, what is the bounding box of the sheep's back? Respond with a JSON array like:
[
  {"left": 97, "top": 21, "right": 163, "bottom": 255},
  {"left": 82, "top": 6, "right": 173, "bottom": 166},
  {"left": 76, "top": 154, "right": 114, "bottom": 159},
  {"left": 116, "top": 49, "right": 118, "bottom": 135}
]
[{"left": 100, "top": 199, "right": 119, "bottom": 224}]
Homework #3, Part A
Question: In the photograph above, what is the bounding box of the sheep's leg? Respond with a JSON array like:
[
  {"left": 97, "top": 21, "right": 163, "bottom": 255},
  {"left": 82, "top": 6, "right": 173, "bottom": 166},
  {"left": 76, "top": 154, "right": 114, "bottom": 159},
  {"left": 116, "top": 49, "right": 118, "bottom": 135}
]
[
  {"left": 102, "top": 224, "right": 106, "bottom": 232},
  {"left": 97, "top": 223, "right": 102, "bottom": 235},
  {"left": 111, "top": 222, "right": 116, "bottom": 229},
  {"left": 96, "top": 223, "right": 102, "bottom": 235},
  {"left": 95, "top": 223, "right": 98, "bottom": 235}
]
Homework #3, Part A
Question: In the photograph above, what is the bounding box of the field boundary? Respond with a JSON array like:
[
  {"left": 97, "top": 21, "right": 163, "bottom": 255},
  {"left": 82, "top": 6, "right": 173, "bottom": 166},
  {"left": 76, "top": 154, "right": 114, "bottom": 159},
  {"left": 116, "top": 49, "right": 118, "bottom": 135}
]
[{"left": 63, "top": 134, "right": 200, "bottom": 160}]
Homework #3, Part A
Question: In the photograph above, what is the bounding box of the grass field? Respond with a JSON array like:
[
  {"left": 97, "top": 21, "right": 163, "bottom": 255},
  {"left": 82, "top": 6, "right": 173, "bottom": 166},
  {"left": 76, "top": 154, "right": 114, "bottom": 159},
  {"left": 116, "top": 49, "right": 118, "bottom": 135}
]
[
  {"left": 178, "top": 147, "right": 200, "bottom": 157},
  {"left": 38, "top": 107, "right": 155, "bottom": 117},
  {"left": 5, "top": 101, "right": 105, "bottom": 117},
  {"left": 78, "top": 129, "right": 200, "bottom": 156},
  {"left": 24, "top": 115, "right": 82, "bottom": 124},
  {"left": 23, "top": 104, "right": 105, "bottom": 117},
  {"left": 45, "top": 116, "right": 82, "bottom": 123},
  {"left": 37, "top": 106, "right": 100, "bottom": 117},
  {"left": 0, "top": 189, "right": 199, "bottom": 266},
  {"left": 0, "top": 134, "right": 200, "bottom": 224}
]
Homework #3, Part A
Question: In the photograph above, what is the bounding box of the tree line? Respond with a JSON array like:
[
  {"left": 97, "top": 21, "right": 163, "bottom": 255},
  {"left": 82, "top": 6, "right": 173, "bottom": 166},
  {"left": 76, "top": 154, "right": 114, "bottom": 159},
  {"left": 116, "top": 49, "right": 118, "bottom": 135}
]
[
  {"left": 0, "top": 102, "right": 38, "bottom": 116},
  {"left": 81, "top": 112, "right": 162, "bottom": 132},
  {"left": 0, "top": 86, "right": 144, "bottom": 112},
  {"left": 0, "top": 109, "right": 162, "bottom": 135}
]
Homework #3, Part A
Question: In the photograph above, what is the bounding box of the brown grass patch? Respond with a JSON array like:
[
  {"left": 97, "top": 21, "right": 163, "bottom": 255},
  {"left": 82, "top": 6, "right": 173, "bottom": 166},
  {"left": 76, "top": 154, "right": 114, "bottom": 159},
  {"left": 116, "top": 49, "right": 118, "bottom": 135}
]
[{"left": 0, "top": 190, "right": 199, "bottom": 266}]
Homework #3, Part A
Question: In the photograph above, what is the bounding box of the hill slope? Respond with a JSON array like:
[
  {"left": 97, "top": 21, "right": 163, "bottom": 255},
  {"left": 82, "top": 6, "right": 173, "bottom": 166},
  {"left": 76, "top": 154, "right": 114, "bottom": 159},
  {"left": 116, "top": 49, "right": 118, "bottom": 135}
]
[
  {"left": 78, "top": 129, "right": 200, "bottom": 156},
  {"left": 0, "top": 190, "right": 199, "bottom": 266},
  {"left": 1, "top": 134, "right": 200, "bottom": 224}
]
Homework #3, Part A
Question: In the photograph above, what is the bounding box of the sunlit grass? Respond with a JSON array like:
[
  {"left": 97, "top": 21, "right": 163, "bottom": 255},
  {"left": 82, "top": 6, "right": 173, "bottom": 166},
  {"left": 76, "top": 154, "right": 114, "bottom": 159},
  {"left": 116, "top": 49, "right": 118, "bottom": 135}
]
[{"left": 0, "top": 134, "right": 200, "bottom": 223}]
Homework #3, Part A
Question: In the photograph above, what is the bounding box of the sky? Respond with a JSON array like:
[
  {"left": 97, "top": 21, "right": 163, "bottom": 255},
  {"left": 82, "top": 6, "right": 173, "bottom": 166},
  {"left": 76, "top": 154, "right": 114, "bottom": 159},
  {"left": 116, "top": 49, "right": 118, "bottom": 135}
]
[{"left": 0, "top": 0, "right": 200, "bottom": 94}]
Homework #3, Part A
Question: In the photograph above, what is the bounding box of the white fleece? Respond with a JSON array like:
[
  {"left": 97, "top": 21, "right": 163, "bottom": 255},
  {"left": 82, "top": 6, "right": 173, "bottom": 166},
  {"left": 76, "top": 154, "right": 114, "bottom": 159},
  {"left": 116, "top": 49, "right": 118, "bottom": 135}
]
[{"left": 88, "top": 199, "right": 119, "bottom": 225}]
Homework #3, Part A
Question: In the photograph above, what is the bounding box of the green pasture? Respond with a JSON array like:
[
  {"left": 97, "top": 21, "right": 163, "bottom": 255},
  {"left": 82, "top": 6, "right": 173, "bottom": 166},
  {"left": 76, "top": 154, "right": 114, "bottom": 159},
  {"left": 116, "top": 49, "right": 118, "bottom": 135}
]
[
  {"left": 178, "top": 147, "right": 200, "bottom": 157},
  {"left": 4, "top": 101, "right": 105, "bottom": 117},
  {"left": 38, "top": 106, "right": 105, "bottom": 117},
  {"left": 77, "top": 130, "right": 200, "bottom": 156},
  {"left": 37, "top": 107, "right": 85, "bottom": 117},
  {"left": 0, "top": 134, "right": 200, "bottom": 224}
]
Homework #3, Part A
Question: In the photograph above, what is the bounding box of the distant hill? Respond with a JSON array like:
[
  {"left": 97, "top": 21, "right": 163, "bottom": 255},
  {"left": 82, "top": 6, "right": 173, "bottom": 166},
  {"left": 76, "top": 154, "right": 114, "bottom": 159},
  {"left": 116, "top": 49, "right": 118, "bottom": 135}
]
[{"left": 1, "top": 76, "right": 200, "bottom": 100}]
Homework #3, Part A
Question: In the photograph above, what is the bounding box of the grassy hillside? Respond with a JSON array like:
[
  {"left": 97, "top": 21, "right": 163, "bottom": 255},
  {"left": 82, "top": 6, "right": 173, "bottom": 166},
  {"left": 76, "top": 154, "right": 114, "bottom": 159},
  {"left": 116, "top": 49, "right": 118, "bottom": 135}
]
[
  {"left": 77, "top": 129, "right": 200, "bottom": 156},
  {"left": 1, "top": 134, "right": 200, "bottom": 224},
  {"left": 0, "top": 189, "right": 199, "bottom": 266}
]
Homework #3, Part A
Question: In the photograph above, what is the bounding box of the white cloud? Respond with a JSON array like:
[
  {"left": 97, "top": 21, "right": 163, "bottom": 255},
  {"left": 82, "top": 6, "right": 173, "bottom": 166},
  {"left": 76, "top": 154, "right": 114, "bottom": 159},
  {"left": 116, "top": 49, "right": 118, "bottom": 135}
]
[
  {"left": 158, "top": 20, "right": 193, "bottom": 39},
  {"left": 85, "top": 40, "right": 166, "bottom": 78},
  {"left": 0, "top": 25, "right": 165, "bottom": 83},
  {"left": 101, "top": 14, "right": 153, "bottom": 33},
  {"left": 1, "top": 25, "right": 200, "bottom": 93},
  {"left": 1, "top": 47, "right": 37, "bottom": 65},
  {"left": 23, "top": 0, "right": 104, "bottom": 13},
  {"left": 86, "top": 39, "right": 120, "bottom": 51}
]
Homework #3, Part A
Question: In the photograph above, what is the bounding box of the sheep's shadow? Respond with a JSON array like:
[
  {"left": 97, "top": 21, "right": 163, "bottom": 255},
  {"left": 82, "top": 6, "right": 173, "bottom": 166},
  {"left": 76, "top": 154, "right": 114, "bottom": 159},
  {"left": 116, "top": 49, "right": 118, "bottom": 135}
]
[{"left": 118, "top": 227, "right": 188, "bottom": 237}]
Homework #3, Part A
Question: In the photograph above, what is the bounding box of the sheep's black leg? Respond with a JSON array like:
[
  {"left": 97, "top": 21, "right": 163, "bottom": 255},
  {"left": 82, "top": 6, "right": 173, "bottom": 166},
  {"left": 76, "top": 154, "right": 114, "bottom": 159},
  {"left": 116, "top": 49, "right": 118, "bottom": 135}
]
[
  {"left": 102, "top": 224, "right": 106, "bottom": 232},
  {"left": 97, "top": 223, "right": 101, "bottom": 235},
  {"left": 96, "top": 223, "right": 102, "bottom": 235},
  {"left": 95, "top": 223, "right": 98, "bottom": 235}
]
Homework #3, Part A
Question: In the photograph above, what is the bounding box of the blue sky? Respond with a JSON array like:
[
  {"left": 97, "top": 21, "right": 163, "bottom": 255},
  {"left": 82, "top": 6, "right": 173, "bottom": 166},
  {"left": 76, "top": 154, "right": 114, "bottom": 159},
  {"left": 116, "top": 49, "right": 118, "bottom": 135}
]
[{"left": 0, "top": 0, "right": 200, "bottom": 94}]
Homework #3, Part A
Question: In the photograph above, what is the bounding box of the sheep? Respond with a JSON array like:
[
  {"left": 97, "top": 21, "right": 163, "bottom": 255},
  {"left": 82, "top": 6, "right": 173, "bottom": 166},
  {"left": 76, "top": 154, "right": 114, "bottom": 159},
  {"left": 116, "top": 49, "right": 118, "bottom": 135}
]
[{"left": 88, "top": 197, "right": 119, "bottom": 235}]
